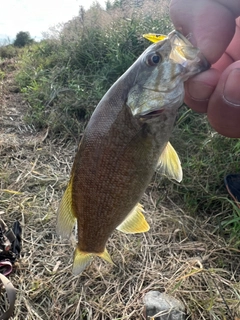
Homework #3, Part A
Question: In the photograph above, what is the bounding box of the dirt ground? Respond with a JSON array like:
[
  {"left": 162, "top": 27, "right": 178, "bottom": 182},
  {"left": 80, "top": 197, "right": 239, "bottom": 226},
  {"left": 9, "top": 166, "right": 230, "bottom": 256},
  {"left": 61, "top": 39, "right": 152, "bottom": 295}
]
[{"left": 0, "top": 59, "right": 240, "bottom": 320}]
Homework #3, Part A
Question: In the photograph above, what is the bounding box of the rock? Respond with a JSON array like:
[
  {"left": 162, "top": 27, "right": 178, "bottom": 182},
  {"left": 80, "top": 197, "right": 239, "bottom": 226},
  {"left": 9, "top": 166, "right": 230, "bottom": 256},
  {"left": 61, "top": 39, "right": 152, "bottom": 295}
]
[{"left": 143, "top": 291, "right": 186, "bottom": 320}]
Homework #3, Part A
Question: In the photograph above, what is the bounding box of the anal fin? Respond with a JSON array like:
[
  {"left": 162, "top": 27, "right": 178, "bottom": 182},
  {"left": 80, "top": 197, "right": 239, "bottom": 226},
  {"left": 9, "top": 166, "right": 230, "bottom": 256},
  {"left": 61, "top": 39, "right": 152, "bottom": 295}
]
[
  {"left": 156, "top": 142, "right": 182, "bottom": 182},
  {"left": 116, "top": 203, "right": 150, "bottom": 234}
]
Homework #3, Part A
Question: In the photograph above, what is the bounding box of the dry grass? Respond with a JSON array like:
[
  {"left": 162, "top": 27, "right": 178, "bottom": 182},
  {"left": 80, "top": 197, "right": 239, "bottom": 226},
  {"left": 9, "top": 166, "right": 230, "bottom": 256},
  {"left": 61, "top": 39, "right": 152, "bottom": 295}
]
[
  {"left": 60, "top": 0, "right": 170, "bottom": 42},
  {"left": 1, "top": 62, "right": 240, "bottom": 320}
]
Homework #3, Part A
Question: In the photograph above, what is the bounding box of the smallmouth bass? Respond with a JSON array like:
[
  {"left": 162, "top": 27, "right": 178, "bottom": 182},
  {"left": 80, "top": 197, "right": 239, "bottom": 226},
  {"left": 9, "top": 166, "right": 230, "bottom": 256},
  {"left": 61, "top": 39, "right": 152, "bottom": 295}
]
[{"left": 57, "top": 30, "right": 209, "bottom": 275}]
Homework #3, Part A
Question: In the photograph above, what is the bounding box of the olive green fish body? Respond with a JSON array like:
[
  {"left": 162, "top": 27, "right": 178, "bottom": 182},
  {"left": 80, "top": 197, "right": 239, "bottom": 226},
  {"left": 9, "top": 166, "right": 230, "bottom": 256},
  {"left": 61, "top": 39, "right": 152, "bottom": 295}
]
[
  {"left": 72, "top": 99, "right": 177, "bottom": 254},
  {"left": 57, "top": 30, "right": 209, "bottom": 274}
]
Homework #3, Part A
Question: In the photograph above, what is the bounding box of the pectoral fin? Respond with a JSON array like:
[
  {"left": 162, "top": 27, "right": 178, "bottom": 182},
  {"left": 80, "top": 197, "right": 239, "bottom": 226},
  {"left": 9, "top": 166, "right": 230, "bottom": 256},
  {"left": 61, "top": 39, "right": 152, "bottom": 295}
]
[
  {"left": 56, "top": 178, "right": 76, "bottom": 239},
  {"left": 143, "top": 33, "right": 167, "bottom": 43},
  {"left": 157, "top": 142, "right": 182, "bottom": 182},
  {"left": 72, "top": 248, "right": 113, "bottom": 275},
  {"left": 116, "top": 203, "right": 150, "bottom": 234}
]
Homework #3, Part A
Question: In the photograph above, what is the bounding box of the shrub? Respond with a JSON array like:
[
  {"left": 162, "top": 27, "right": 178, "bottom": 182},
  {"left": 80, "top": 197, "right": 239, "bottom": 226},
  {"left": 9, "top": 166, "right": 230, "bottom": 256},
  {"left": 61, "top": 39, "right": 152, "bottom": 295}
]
[{"left": 0, "top": 45, "right": 19, "bottom": 59}]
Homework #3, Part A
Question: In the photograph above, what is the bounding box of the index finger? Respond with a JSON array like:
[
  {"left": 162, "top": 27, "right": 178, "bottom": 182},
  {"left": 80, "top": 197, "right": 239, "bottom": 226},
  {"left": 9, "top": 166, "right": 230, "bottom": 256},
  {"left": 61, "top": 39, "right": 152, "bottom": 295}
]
[{"left": 170, "top": 0, "right": 237, "bottom": 63}]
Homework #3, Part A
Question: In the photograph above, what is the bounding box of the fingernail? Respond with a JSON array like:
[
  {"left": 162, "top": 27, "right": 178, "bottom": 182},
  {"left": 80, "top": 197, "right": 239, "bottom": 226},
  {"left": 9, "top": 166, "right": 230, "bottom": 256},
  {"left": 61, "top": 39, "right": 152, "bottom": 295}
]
[
  {"left": 187, "top": 81, "right": 214, "bottom": 101},
  {"left": 223, "top": 69, "right": 240, "bottom": 106}
]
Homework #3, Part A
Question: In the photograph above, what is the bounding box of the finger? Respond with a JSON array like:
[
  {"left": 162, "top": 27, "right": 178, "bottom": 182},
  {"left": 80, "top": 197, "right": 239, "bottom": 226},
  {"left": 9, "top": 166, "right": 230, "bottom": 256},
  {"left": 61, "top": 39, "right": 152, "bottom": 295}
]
[
  {"left": 184, "top": 68, "right": 220, "bottom": 113},
  {"left": 170, "top": 0, "right": 236, "bottom": 63},
  {"left": 212, "top": 51, "right": 234, "bottom": 73},
  {"left": 207, "top": 61, "right": 240, "bottom": 138},
  {"left": 184, "top": 43, "right": 235, "bottom": 113},
  {"left": 225, "top": 17, "right": 240, "bottom": 61}
]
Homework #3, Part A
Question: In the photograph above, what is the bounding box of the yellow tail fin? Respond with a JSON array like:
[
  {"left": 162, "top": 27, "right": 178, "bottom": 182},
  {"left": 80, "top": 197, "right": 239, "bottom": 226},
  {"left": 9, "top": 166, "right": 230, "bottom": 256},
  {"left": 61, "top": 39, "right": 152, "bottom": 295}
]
[{"left": 72, "top": 248, "right": 114, "bottom": 275}]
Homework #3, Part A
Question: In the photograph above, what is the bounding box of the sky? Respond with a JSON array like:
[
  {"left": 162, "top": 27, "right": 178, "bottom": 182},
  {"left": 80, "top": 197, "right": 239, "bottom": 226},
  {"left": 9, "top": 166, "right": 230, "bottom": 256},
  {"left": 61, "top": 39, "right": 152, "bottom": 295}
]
[{"left": 0, "top": 0, "right": 107, "bottom": 42}]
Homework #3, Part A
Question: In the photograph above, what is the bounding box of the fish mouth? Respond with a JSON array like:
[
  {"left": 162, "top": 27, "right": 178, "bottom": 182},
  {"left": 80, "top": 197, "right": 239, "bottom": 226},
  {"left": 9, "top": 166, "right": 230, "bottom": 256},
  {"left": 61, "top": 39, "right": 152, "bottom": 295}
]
[
  {"left": 195, "top": 51, "right": 210, "bottom": 72},
  {"left": 168, "top": 30, "right": 210, "bottom": 74}
]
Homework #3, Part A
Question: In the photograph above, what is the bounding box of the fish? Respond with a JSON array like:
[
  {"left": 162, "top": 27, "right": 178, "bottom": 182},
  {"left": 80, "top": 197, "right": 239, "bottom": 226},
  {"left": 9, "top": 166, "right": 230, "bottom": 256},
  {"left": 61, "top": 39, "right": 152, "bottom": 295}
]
[{"left": 57, "top": 30, "right": 209, "bottom": 275}]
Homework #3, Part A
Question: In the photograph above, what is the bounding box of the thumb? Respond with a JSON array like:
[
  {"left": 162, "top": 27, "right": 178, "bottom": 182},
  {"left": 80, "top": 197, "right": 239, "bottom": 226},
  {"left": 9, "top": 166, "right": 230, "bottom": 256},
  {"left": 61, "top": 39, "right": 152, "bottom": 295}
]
[
  {"left": 208, "top": 62, "right": 240, "bottom": 138},
  {"left": 170, "top": 0, "right": 236, "bottom": 63}
]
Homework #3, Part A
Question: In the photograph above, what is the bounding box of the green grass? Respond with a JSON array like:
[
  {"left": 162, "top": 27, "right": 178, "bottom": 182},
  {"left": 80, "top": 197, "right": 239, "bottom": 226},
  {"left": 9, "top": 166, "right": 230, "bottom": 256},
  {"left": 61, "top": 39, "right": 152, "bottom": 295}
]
[
  {"left": 15, "top": 2, "right": 172, "bottom": 135},
  {"left": 169, "top": 107, "right": 240, "bottom": 242}
]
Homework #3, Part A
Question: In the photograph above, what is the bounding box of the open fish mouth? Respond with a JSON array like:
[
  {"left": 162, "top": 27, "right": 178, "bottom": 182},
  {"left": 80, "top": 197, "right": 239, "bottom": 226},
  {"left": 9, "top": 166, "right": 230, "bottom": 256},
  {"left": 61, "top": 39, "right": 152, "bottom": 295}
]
[{"left": 166, "top": 30, "right": 210, "bottom": 74}]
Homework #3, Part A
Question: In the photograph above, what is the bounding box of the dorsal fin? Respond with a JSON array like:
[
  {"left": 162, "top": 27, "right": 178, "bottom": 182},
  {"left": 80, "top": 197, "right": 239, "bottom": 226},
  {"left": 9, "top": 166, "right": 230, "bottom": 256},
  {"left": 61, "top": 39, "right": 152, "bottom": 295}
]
[{"left": 56, "top": 178, "right": 76, "bottom": 239}]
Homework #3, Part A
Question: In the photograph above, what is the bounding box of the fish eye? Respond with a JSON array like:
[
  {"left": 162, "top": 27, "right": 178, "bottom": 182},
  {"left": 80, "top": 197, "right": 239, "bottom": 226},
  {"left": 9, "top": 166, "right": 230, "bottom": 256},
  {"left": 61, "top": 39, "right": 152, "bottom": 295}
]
[{"left": 146, "top": 53, "right": 162, "bottom": 66}]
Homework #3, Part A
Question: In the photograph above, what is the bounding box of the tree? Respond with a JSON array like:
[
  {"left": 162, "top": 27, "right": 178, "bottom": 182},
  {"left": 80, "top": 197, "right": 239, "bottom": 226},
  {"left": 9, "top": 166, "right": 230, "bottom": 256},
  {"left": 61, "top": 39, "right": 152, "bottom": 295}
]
[
  {"left": 105, "top": 0, "right": 112, "bottom": 10},
  {"left": 13, "top": 31, "right": 33, "bottom": 47}
]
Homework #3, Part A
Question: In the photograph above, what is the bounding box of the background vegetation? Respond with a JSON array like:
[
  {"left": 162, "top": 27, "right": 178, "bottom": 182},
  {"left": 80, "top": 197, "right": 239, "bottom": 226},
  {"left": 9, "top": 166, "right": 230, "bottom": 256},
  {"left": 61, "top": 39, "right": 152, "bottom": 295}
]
[
  {"left": 13, "top": 31, "right": 34, "bottom": 48},
  {"left": 0, "top": 1, "right": 239, "bottom": 318},
  {"left": 1, "top": 0, "right": 238, "bottom": 240},
  {"left": 14, "top": 0, "right": 172, "bottom": 134}
]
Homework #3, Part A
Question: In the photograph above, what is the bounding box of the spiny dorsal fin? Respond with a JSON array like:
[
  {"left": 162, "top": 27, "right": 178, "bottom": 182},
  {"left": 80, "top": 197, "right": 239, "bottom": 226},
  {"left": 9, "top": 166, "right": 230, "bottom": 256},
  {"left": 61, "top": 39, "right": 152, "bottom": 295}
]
[
  {"left": 143, "top": 33, "right": 167, "bottom": 43},
  {"left": 116, "top": 203, "right": 150, "bottom": 234},
  {"left": 56, "top": 179, "right": 76, "bottom": 239},
  {"left": 157, "top": 142, "right": 182, "bottom": 182}
]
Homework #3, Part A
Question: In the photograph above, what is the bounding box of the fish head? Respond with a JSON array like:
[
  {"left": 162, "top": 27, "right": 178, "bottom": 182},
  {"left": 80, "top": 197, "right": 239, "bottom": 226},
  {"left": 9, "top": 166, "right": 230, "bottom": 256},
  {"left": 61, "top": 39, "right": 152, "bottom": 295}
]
[{"left": 127, "top": 30, "right": 209, "bottom": 118}]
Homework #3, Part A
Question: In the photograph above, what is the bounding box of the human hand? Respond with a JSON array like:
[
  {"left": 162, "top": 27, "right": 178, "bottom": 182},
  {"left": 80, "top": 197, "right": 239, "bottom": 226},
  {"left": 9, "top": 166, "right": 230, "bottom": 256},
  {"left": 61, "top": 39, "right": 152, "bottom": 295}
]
[{"left": 170, "top": 0, "right": 240, "bottom": 138}]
